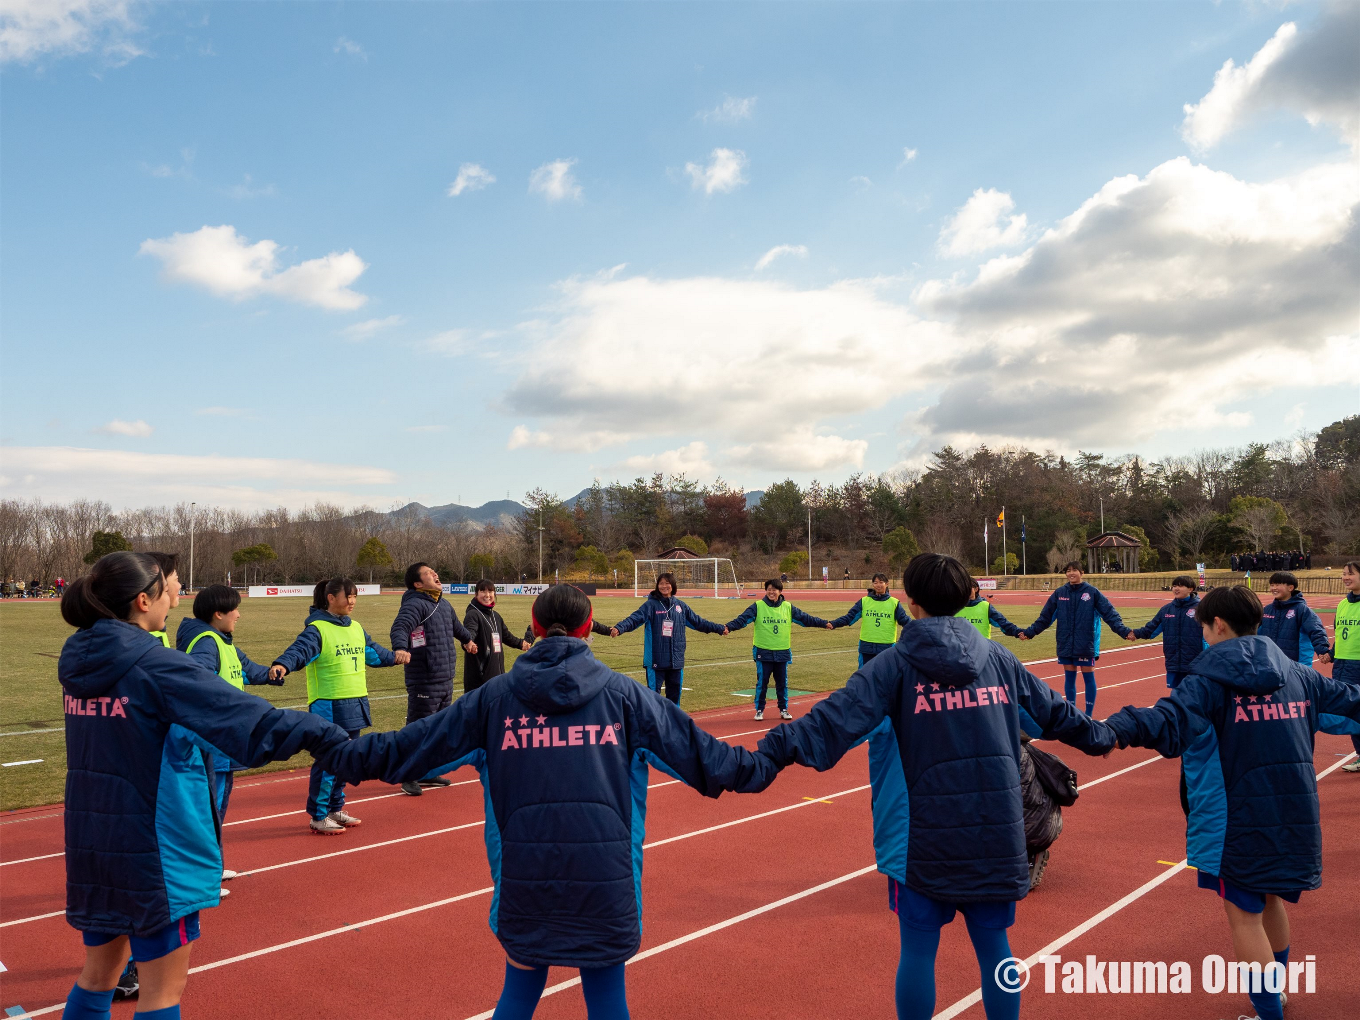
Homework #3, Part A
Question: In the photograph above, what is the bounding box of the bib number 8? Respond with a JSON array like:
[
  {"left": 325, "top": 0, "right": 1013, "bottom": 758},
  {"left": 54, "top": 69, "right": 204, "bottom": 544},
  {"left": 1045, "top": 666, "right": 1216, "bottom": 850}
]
[{"left": 772, "top": 624, "right": 780, "bottom": 634}]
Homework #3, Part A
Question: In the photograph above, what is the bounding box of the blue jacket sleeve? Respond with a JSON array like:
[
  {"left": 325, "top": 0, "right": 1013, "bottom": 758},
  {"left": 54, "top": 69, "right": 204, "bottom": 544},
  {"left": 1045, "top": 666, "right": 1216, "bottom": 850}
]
[
  {"left": 237, "top": 647, "right": 274, "bottom": 686},
  {"left": 613, "top": 603, "right": 650, "bottom": 635},
  {"left": 1011, "top": 660, "right": 1117, "bottom": 754},
  {"left": 1104, "top": 678, "right": 1223, "bottom": 758},
  {"left": 1095, "top": 590, "right": 1130, "bottom": 638},
  {"left": 389, "top": 599, "right": 419, "bottom": 651},
  {"left": 627, "top": 682, "right": 773, "bottom": 795},
  {"left": 895, "top": 603, "right": 911, "bottom": 627},
  {"left": 1133, "top": 607, "right": 1167, "bottom": 641},
  {"left": 756, "top": 653, "right": 897, "bottom": 771},
  {"left": 272, "top": 625, "right": 321, "bottom": 674},
  {"left": 988, "top": 605, "right": 1020, "bottom": 638},
  {"left": 829, "top": 601, "right": 862, "bottom": 629},
  {"left": 681, "top": 602, "right": 725, "bottom": 635},
  {"left": 1025, "top": 590, "right": 1060, "bottom": 638},
  {"left": 791, "top": 604, "right": 830, "bottom": 628},
  {"left": 1300, "top": 607, "right": 1330, "bottom": 657},
  {"left": 725, "top": 602, "right": 759, "bottom": 632},
  {"left": 320, "top": 686, "right": 488, "bottom": 784},
  {"left": 143, "top": 645, "right": 349, "bottom": 766},
  {"left": 364, "top": 630, "right": 397, "bottom": 667},
  {"left": 1308, "top": 670, "right": 1360, "bottom": 725}
]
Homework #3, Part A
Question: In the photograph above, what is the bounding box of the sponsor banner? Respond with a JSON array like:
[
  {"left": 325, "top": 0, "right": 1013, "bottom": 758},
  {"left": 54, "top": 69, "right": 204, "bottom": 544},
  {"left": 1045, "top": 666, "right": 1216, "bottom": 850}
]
[
  {"left": 977, "top": 578, "right": 999, "bottom": 590},
  {"left": 442, "top": 584, "right": 472, "bottom": 594},
  {"left": 249, "top": 584, "right": 381, "bottom": 598},
  {"left": 442, "top": 583, "right": 551, "bottom": 596}
]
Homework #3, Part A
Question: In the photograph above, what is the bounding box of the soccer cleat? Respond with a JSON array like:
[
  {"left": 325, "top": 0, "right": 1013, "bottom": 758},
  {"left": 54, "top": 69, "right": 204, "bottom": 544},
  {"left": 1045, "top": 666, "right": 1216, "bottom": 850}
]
[
  {"left": 754, "top": 710, "right": 764, "bottom": 721},
  {"left": 328, "top": 809, "right": 362, "bottom": 827},
  {"left": 112, "top": 961, "right": 138, "bottom": 1001},
  {"left": 219, "top": 887, "right": 231, "bottom": 898},
  {"left": 1340, "top": 759, "right": 1360, "bottom": 772},
  {"left": 419, "top": 776, "right": 453, "bottom": 787},
  {"left": 221, "top": 869, "right": 238, "bottom": 880},
  {"left": 400, "top": 781, "right": 423, "bottom": 797},
  {"left": 310, "top": 816, "right": 346, "bottom": 835},
  {"left": 780, "top": 709, "right": 793, "bottom": 720}
]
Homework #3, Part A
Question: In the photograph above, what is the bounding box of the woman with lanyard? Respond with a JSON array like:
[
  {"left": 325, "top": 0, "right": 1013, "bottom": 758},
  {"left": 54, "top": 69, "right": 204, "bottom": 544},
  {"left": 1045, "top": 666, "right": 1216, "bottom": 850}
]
[
  {"left": 268, "top": 578, "right": 408, "bottom": 833},
  {"left": 608, "top": 572, "right": 727, "bottom": 704}
]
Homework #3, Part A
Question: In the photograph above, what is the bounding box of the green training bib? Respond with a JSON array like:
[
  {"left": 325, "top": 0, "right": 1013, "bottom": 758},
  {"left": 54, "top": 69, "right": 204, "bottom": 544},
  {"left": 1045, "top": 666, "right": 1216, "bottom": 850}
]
[
  {"left": 956, "top": 600, "right": 991, "bottom": 638},
  {"left": 151, "top": 630, "right": 171, "bottom": 648},
  {"left": 859, "top": 596, "right": 900, "bottom": 643},
  {"left": 305, "top": 619, "right": 369, "bottom": 702},
  {"left": 753, "top": 600, "right": 793, "bottom": 651},
  {"left": 187, "top": 629, "right": 245, "bottom": 690},
  {"left": 1335, "top": 598, "right": 1360, "bottom": 662}
]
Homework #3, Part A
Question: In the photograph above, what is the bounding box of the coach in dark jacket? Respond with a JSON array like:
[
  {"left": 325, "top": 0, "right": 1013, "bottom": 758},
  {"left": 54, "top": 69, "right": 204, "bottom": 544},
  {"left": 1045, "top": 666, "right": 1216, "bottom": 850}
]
[
  {"left": 390, "top": 562, "right": 477, "bottom": 794},
  {"left": 463, "top": 580, "right": 531, "bottom": 692},
  {"left": 610, "top": 573, "right": 726, "bottom": 704}
]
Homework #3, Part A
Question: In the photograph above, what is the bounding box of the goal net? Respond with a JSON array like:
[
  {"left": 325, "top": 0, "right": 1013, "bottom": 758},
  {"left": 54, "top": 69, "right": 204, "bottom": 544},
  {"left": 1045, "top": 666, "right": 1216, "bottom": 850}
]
[{"left": 633, "top": 558, "right": 743, "bottom": 598}]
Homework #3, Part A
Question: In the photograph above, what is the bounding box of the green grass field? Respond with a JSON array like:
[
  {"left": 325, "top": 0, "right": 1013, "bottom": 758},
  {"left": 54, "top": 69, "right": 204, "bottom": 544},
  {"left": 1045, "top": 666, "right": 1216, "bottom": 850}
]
[{"left": 0, "top": 594, "right": 1157, "bottom": 811}]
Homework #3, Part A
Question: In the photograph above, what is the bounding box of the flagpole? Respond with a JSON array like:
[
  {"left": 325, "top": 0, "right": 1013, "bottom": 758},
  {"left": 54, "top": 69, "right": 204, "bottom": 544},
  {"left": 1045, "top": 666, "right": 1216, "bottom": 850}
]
[
  {"left": 984, "top": 519, "right": 989, "bottom": 576},
  {"left": 1001, "top": 507, "right": 1008, "bottom": 576},
  {"left": 1021, "top": 515, "right": 1027, "bottom": 576}
]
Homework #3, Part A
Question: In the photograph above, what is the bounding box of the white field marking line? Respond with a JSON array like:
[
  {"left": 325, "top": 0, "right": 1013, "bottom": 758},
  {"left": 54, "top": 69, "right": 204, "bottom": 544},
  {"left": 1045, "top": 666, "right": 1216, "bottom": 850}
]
[
  {"left": 642, "top": 784, "right": 871, "bottom": 849},
  {"left": 932, "top": 752, "right": 1350, "bottom": 1020},
  {"left": 222, "top": 776, "right": 479, "bottom": 827},
  {"left": 1316, "top": 751, "right": 1358, "bottom": 781},
  {"left": 2, "top": 759, "right": 43, "bottom": 766},
  {"left": 461, "top": 864, "right": 882, "bottom": 1020},
  {"left": 1077, "top": 755, "right": 1162, "bottom": 791},
  {"left": 0, "top": 850, "right": 63, "bottom": 866},
  {"left": 0, "top": 729, "right": 63, "bottom": 738},
  {"left": 0, "top": 908, "right": 65, "bottom": 927}
]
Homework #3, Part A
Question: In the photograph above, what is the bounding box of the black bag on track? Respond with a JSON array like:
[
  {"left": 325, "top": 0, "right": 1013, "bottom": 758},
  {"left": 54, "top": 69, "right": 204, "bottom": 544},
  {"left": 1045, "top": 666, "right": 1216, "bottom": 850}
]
[{"left": 1027, "top": 742, "right": 1080, "bottom": 807}]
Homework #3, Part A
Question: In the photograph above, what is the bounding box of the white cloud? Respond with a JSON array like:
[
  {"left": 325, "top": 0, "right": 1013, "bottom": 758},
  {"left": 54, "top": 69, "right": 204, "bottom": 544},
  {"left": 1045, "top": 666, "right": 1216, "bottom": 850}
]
[
  {"left": 1182, "top": 7, "right": 1359, "bottom": 151},
  {"left": 529, "top": 159, "right": 582, "bottom": 202},
  {"left": 227, "top": 174, "right": 277, "bottom": 199},
  {"left": 728, "top": 429, "right": 868, "bottom": 473},
  {"left": 755, "top": 244, "right": 808, "bottom": 271},
  {"left": 94, "top": 419, "right": 152, "bottom": 437},
  {"left": 913, "top": 155, "right": 1360, "bottom": 450},
  {"left": 850, "top": 175, "right": 873, "bottom": 188},
  {"left": 0, "top": 446, "right": 397, "bottom": 510},
  {"left": 146, "top": 148, "right": 194, "bottom": 180},
  {"left": 139, "top": 225, "right": 368, "bottom": 311},
  {"left": 620, "top": 441, "right": 715, "bottom": 477},
  {"left": 424, "top": 329, "right": 469, "bottom": 355},
  {"left": 685, "top": 148, "right": 748, "bottom": 195},
  {"left": 342, "top": 314, "right": 403, "bottom": 340},
  {"left": 505, "top": 273, "right": 957, "bottom": 473},
  {"left": 333, "top": 36, "right": 366, "bottom": 60},
  {"left": 898, "top": 147, "right": 918, "bottom": 168},
  {"left": 938, "top": 188, "right": 1029, "bottom": 256},
  {"left": 448, "top": 162, "right": 495, "bottom": 196},
  {"left": 0, "top": 0, "right": 141, "bottom": 64},
  {"left": 699, "top": 96, "right": 756, "bottom": 123}
]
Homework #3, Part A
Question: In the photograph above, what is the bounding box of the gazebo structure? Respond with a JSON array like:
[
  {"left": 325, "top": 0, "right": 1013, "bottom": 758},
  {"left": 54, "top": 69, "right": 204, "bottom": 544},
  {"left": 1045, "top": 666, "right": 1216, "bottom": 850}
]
[
  {"left": 1085, "top": 531, "right": 1143, "bottom": 574},
  {"left": 655, "top": 547, "right": 699, "bottom": 560}
]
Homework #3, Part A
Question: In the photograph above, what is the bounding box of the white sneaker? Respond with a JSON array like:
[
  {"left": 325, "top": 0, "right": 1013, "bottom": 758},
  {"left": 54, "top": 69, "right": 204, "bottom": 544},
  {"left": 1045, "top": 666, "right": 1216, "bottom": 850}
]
[
  {"left": 327, "top": 809, "right": 362, "bottom": 827},
  {"left": 309, "top": 816, "right": 346, "bottom": 835},
  {"left": 221, "top": 869, "right": 238, "bottom": 881},
  {"left": 780, "top": 709, "right": 793, "bottom": 720},
  {"left": 219, "top": 887, "right": 231, "bottom": 898},
  {"left": 1340, "top": 759, "right": 1360, "bottom": 772},
  {"left": 754, "top": 710, "right": 764, "bottom": 721}
]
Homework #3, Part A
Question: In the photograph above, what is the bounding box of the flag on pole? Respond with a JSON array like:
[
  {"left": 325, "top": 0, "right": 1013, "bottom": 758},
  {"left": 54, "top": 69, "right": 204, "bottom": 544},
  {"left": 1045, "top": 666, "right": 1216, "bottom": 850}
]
[
  {"left": 1020, "top": 522, "right": 1026, "bottom": 542},
  {"left": 996, "top": 510, "right": 1005, "bottom": 527},
  {"left": 984, "top": 520, "right": 989, "bottom": 541}
]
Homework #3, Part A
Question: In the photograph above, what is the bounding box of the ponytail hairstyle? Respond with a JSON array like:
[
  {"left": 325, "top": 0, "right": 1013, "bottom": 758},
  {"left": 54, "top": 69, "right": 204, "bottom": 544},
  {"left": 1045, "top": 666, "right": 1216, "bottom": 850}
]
[
  {"left": 530, "top": 584, "right": 593, "bottom": 639},
  {"left": 312, "top": 577, "right": 358, "bottom": 611},
  {"left": 61, "top": 552, "right": 165, "bottom": 629}
]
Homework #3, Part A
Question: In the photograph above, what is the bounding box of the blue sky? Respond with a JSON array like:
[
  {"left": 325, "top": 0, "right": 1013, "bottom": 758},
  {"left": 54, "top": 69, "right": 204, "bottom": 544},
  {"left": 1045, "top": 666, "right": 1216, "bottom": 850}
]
[{"left": 2, "top": 1, "right": 1357, "bottom": 510}]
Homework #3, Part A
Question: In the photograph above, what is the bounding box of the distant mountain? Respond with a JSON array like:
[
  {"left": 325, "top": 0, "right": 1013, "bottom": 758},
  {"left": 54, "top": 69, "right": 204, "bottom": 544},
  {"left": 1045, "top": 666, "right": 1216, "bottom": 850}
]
[{"left": 390, "top": 499, "right": 525, "bottom": 530}]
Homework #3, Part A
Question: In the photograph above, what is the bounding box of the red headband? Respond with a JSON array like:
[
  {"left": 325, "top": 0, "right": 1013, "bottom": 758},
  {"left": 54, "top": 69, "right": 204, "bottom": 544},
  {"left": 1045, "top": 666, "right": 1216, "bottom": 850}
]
[{"left": 531, "top": 608, "right": 594, "bottom": 640}]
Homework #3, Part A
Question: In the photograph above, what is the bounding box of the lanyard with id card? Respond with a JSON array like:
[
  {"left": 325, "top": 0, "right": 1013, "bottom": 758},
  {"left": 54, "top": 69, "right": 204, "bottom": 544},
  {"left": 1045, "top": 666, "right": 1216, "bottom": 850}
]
[
  {"left": 661, "top": 615, "right": 674, "bottom": 638},
  {"left": 410, "top": 626, "right": 426, "bottom": 648},
  {"left": 491, "top": 628, "right": 502, "bottom": 653}
]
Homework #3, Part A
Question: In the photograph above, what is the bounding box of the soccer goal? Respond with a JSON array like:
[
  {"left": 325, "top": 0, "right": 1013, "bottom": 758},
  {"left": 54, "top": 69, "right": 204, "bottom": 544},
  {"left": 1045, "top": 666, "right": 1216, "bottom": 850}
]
[{"left": 634, "top": 558, "right": 743, "bottom": 598}]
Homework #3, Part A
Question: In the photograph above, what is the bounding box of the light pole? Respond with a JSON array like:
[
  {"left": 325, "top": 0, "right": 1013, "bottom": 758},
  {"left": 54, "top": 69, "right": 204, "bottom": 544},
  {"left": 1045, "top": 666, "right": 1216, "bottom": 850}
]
[
  {"left": 189, "top": 502, "right": 196, "bottom": 591},
  {"left": 806, "top": 507, "right": 813, "bottom": 581},
  {"left": 537, "top": 509, "right": 544, "bottom": 582}
]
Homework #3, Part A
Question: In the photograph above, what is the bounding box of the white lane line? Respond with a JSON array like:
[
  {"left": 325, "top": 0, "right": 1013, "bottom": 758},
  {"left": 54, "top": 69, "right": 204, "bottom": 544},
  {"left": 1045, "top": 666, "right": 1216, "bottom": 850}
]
[
  {"left": 932, "top": 754, "right": 1349, "bottom": 1019},
  {"left": 1097, "top": 672, "right": 1167, "bottom": 691},
  {"left": 1077, "top": 755, "right": 1162, "bottom": 791},
  {"left": 713, "top": 726, "right": 775, "bottom": 740},
  {"left": 461, "top": 865, "right": 881, "bottom": 1020},
  {"left": 643, "top": 784, "right": 870, "bottom": 850},
  {"left": 238, "top": 820, "right": 486, "bottom": 877},
  {"left": 1317, "top": 751, "right": 1358, "bottom": 781},
  {"left": 0, "top": 908, "right": 65, "bottom": 927},
  {"left": 0, "top": 851, "right": 63, "bottom": 867},
  {"left": 223, "top": 776, "right": 480, "bottom": 827}
]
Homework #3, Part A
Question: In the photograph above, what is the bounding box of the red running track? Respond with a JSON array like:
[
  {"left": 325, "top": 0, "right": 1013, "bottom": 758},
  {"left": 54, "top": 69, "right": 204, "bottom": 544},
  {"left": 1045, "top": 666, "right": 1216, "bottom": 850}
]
[{"left": 1, "top": 644, "right": 1356, "bottom": 1019}]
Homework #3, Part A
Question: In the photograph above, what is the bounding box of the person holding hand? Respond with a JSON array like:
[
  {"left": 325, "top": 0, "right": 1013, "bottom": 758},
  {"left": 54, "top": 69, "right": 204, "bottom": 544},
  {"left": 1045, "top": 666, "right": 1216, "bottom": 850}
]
[
  {"left": 269, "top": 578, "right": 408, "bottom": 834},
  {"left": 318, "top": 584, "right": 772, "bottom": 1020},
  {"left": 608, "top": 571, "right": 727, "bottom": 705},
  {"left": 829, "top": 573, "right": 912, "bottom": 666},
  {"left": 753, "top": 554, "right": 1116, "bottom": 1020}
]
